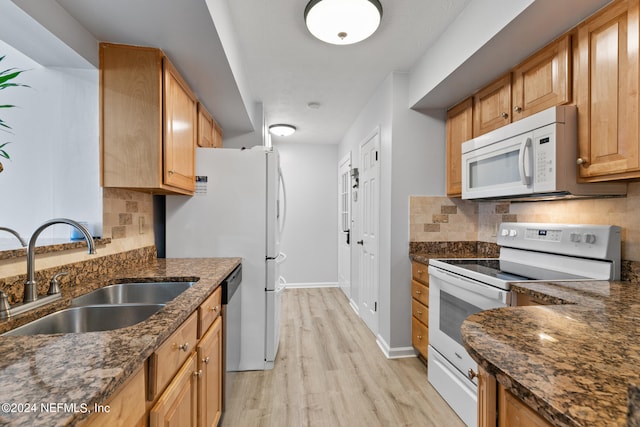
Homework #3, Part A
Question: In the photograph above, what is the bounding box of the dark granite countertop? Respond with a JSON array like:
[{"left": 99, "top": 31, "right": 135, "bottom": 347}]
[
  {"left": 462, "top": 280, "right": 640, "bottom": 427},
  {"left": 0, "top": 257, "right": 241, "bottom": 426}
]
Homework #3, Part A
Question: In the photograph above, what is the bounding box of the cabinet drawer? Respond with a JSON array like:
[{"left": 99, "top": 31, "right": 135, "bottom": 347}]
[
  {"left": 411, "top": 280, "right": 429, "bottom": 307},
  {"left": 412, "top": 299, "right": 429, "bottom": 326},
  {"left": 411, "top": 261, "right": 429, "bottom": 285},
  {"left": 198, "top": 286, "right": 222, "bottom": 338},
  {"left": 148, "top": 311, "right": 198, "bottom": 400},
  {"left": 412, "top": 317, "right": 429, "bottom": 358}
]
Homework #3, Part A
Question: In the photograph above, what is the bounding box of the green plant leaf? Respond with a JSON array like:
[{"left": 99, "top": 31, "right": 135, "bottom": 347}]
[{"left": 0, "top": 150, "right": 10, "bottom": 159}]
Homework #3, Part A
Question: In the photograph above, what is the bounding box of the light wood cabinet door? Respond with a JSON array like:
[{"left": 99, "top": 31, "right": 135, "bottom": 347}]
[
  {"left": 498, "top": 383, "right": 552, "bottom": 427},
  {"left": 197, "top": 103, "right": 214, "bottom": 148},
  {"left": 164, "top": 58, "right": 197, "bottom": 192},
  {"left": 100, "top": 43, "right": 196, "bottom": 195},
  {"left": 576, "top": 0, "right": 640, "bottom": 180},
  {"left": 473, "top": 74, "right": 512, "bottom": 137},
  {"left": 81, "top": 367, "right": 146, "bottom": 427},
  {"left": 197, "top": 103, "right": 222, "bottom": 149},
  {"left": 512, "top": 35, "right": 571, "bottom": 121},
  {"left": 150, "top": 353, "right": 198, "bottom": 427},
  {"left": 197, "top": 316, "right": 222, "bottom": 427},
  {"left": 446, "top": 98, "right": 473, "bottom": 197},
  {"left": 477, "top": 366, "right": 497, "bottom": 427}
]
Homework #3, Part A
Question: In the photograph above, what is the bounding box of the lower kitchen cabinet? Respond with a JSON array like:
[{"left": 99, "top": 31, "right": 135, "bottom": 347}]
[
  {"left": 411, "top": 261, "right": 429, "bottom": 360},
  {"left": 150, "top": 353, "right": 198, "bottom": 427},
  {"left": 81, "top": 367, "right": 146, "bottom": 427},
  {"left": 197, "top": 316, "right": 222, "bottom": 427},
  {"left": 83, "top": 285, "right": 224, "bottom": 426},
  {"left": 478, "top": 366, "right": 552, "bottom": 427}
]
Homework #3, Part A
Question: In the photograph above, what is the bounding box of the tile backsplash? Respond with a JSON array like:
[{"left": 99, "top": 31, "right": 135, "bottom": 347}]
[{"left": 410, "top": 182, "right": 640, "bottom": 262}]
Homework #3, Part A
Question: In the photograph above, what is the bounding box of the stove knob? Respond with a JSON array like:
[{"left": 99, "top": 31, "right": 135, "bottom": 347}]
[
  {"left": 584, "top": 233, "right": 597, "bottom": 244},
  {"left": 508, "top": 229, "right": 517, "bottom": 237},
  {"left": 500, "top": 228, "right": 509, "bottom": 237},
  {"left": 570, "top": 232, "right": 581, "bottom": 243}
]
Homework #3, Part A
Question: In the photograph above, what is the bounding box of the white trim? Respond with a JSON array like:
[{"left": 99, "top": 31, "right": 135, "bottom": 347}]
[
  {"left": 376, "top": 334, "right": 418, "bottom": 359},
  {"left": 284, "top": 282, "right": 338, "bottom": 289},
  {"left": 349, "top": 299, "right": 359, "bottom": 315}
]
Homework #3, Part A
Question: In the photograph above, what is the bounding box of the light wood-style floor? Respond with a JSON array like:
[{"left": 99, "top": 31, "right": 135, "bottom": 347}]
[{"left": 222, "top": 287, "right": 465, "bottom": 427}]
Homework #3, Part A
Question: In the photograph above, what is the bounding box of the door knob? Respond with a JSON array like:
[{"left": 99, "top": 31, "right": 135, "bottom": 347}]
[{"left": 356, "top": 240, "right": 364, "bottom": 245}]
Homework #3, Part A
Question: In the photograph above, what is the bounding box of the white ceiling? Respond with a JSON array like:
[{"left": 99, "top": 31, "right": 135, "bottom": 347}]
[
  {"left": 41, "top": 0, "right": 471, "bottom": 145},
  {"left": 4, "top": 0, "right": 613, "bottom": 145}
]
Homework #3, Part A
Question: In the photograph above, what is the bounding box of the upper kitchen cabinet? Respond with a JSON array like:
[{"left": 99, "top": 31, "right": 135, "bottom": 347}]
[
  {"left": 511, "top": 35, "right": 571, "bottom": 121},
  {"left": 473, "top": 74, "right": 512, "bottom": 137},
  {"left": 576, "top": 0, "right": 640, "bottom": 181},
  {"left": 100, "top": 43, "right": 197, "bottom": 195},
  {"left": 446, "top": 98, "right": 473, "bottom": 197},
  {"left": 197, "top": 102, "right": 223, "bottom": 148}
]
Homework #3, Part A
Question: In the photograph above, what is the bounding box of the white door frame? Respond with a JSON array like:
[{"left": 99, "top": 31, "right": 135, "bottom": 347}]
[
  {"left": 358, "top": 127, "right": 380, "bottom": 334},
  {"left": 338, "top": 152, "right": 352, "bottom": 298}
]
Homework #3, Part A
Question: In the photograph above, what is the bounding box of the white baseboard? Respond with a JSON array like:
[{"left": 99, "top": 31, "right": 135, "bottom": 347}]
[
  {"left": 285, "top": 282, "right": 338, "bottom": 289},
  {"left": 376, "top": 334, "right": 418, "bottom": 359},
  {"left": 349, "top": 299, "right": 359, "bottom": 315}
]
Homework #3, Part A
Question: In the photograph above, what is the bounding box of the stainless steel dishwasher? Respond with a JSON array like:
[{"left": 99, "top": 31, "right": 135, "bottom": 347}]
[{"left": 221, "top": 264, "right": 242, "bottom": 415}]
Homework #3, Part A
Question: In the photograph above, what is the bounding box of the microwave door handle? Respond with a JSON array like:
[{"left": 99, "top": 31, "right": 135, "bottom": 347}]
[{"left": 518, "top": 137, "right": 532, "bottom": 185}]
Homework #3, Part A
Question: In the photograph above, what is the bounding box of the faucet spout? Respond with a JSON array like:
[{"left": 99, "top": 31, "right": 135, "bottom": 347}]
[
  {"left": 0, "top": 227, "right": 27, "bottom": 247},
  {"left": 24, "top": 218, "right": 96, "bottom": 303}
]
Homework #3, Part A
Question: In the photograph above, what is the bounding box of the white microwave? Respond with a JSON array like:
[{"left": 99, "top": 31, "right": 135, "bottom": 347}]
[{"left": 461, "top": 106, "right": 626, "bottom": 200}]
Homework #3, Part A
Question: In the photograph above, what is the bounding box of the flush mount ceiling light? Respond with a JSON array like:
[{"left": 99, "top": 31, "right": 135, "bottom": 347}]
[
  {"left": 269, "top": 124, "right": 297, "bottom": 137},
  {"left": 304, "top": 0, "right": 383, "bottom": 45}
]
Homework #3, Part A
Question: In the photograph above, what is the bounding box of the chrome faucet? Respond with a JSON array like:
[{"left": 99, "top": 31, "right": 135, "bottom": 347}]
[
  {"left": 24, "top": 218, "right": 96, "bottom": 303},
  {"left": 0, "top": 227, "right": 27, "bottom": 247}
]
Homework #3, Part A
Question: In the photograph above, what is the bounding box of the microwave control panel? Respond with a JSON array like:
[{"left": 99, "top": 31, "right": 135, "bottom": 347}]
[{"left": 532, "top": 124, "right": 556, "bottom": 190}]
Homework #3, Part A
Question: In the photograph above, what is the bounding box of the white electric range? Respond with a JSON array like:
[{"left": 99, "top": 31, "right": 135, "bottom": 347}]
[{"left": 427, "top": 222, "right": 621, "bottom": 427}]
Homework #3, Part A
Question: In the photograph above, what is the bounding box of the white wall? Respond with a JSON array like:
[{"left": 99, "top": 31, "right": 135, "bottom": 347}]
[
  {"left": 1, "top": 40, "right": 101, "bottom": 245},
  {"left": 338, "top": 72, "right": 446, "bottom": 357},
  {"left": 275, "top": 141, "right": 338, "bottom": 285}
]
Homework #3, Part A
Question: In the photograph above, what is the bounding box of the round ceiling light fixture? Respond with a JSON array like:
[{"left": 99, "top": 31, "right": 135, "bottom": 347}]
[
  {"left": 304, "top": 0, "right": 383, "bottom": 45},
  {"left": 269, "top": 124, "right": 297, "bottom": 137}
]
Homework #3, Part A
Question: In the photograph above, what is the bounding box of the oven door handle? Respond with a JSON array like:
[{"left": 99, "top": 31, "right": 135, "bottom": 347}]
[{"left": 429, "top": 267, "right": 510, "bottom": 304}]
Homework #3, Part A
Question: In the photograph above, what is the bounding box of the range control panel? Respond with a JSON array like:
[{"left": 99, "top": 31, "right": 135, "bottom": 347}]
[{"left": 497, "top": 222, "right": 621, "bottom": 261}]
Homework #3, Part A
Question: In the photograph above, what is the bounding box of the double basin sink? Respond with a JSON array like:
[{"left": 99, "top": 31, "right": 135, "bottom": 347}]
[{"left": 4, "top": 281, "right": 195, "bottom": 336}]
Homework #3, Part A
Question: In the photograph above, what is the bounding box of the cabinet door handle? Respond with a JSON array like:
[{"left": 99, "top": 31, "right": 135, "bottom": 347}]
[
  {"left": 210, "top": 305, "right": 220, "bottom": 313},
  {"left": 501, "top": 112, "right": 509, "bottom": 119},
  {"left": 513, "top": 106, "right": 522, "bottom": 113},
  {"left": 193, "top": 370, "right": 203, "bottom": 378},
  {"left": 417, "top": 335, "right": 423, "bottom": 340},
  {"left": 576, "top": 157, "right": 588, "bottom": 166},
  {"left": 415, "top": 290, "right": 421, "bottom": 295},
  {"left": 202, "top": 357, "right": 210, "bottom": 365},
  {"left": 178, "top": 342, "right": 189, "bottom": 352},
  {"left": 416, "top": 310, "right": 423, "bottom": 315}
]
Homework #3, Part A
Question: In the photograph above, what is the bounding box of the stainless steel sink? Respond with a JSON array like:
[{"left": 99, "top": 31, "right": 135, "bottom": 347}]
[
  {"left": 71, "top": 281, "right": 195, "bottom": 306},
  {"left": 3, "top": 304, "right": 165, "bottom": 336}
]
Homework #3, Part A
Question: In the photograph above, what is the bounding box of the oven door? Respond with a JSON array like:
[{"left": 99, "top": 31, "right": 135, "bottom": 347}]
[
  {"left": 462, "top": 132, "right": 534, "bottom": 199},
  {"left": 428, "top": 265, "right": 510, "bottom": 382}
]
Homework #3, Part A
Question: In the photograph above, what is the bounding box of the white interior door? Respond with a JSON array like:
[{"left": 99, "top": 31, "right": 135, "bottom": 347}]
[
  {"left": 338, "top": 152, "right": 352, "bottom": 298},
  {"left": 359, "top": 129, "right": 380, "bottom": 334}
]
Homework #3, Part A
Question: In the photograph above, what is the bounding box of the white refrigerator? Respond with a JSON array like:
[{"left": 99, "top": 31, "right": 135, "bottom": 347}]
[{"left": 166, "top": 146, "right": 286, "bottom": 371}]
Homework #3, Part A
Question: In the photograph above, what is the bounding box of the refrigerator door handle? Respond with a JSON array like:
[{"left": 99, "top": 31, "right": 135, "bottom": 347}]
[{"left": 278, "top": 166, "right": 287, "bottom": 236}]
